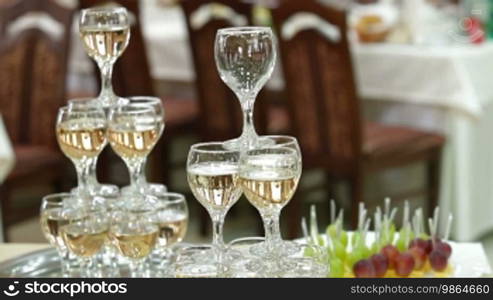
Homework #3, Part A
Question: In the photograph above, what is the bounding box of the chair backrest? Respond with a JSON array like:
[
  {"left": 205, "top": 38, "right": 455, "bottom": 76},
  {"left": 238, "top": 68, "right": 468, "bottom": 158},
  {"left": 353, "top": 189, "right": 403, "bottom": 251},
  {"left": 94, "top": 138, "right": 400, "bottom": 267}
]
[
  {"left": 271, "top": 0, "right": 362, "bottom": 172},
  {"left": 79, "top": 0, "right": 155, "bottom": 96},
  {"left": 0, "top": 0, "right": 74, "bottom": 148},
  {"left": 181, "top": 0, "right": 268, "bottom": 141}
]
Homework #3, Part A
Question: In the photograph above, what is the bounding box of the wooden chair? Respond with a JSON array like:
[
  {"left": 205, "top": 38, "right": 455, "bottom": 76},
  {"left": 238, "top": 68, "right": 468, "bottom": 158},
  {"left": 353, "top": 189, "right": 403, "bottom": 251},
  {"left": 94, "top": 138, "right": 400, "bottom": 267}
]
[
  {"left": 0, "top": 0, "right": 75, "bottom": 240},
  {"left": 271, "top": 0, "right": 445, "bottom": 231},
  {"left": 79, "top": 0, "right": 199, "bottom": 186}
]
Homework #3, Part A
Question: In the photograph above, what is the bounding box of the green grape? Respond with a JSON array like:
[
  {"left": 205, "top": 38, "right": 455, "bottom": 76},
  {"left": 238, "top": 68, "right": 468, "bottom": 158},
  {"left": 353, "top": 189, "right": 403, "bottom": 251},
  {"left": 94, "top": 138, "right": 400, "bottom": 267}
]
[
  {"left": 348, "top": 248, "right": 364, "bottom": 267},
  {"left": 351, "top": 232, "right": 362, "bottom": 247},
  {"left": 396, "top": 237, "right": 407, "bottom": 252},
  {"left": 420, "top": 233, "right": 429, "bottom": 239},
  {"left": 370, "top": 242, "right": 379, "bottom": 255},
  {"left": 304, "top": 246, "right": 315, "bottom": 257},
  {"left": 327, "top": 224, "right": 337, "bottom": 239},
  {"left": 340, "top": 231, "right": 348, "bottom": 247},
  {"left": 357, "top": 244, "right": 371, "bottom": 259},
  {"left": 318, "top": 235, "right": 325, "bottom": 246},
  {"left": 333, "top": 241, "right": 347, "bottom": 261},
  {"left": 329, "top": 258, "right": 345, "bottom": 277},
  {"left": 389, "top": 224, "right": 396, "bottom": 242}
]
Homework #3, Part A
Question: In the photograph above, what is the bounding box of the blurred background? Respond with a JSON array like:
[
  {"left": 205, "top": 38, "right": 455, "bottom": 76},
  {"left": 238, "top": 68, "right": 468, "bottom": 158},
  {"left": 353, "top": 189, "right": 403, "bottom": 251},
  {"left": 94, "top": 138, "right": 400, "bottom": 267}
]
[{"left": 1, "top": 0, "right": 493, "bottom": 265}]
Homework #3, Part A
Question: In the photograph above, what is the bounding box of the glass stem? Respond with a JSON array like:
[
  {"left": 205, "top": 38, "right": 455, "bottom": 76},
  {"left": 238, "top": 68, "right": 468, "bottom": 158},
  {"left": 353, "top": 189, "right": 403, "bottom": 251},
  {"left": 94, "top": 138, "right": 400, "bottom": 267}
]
[
  {"left": 240, "top": 96, "right": 258, "bottom": 147},
  {"left": 129, "top": 259, "right": 144, "bottom": 278},
  {"left": 262, "top": 212, "right": 281, "bottom": 253},
  {"left": 74, "top": 159, "right": 90, "bottom": 196},
  {"left": 98, "top": 61, "right": 116, "bottom": 100},
  {"left": 59, "top": 249, "right": 71, "bottom": 277},
  {"left": 211, "top": 214, "right": 225, "bottom": 248},
  {"left": 88, "top": 157, "right": 99, "bottom": 185},
  {"left": 126, "top": 158, "right": 147, "bottom": 192}
]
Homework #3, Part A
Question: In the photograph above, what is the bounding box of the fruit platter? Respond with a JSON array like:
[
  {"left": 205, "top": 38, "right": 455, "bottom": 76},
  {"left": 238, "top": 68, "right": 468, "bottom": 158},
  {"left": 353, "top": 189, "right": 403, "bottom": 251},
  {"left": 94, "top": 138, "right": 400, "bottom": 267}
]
[{"left": 302, "top": 199, "right": 470, "bottom": 278}]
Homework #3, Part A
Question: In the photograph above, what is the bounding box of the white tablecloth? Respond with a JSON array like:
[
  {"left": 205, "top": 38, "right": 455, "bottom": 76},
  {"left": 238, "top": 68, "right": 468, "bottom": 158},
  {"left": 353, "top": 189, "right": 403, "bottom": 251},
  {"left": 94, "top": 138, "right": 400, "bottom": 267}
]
[{"left": 69, "top": 1, "right": 493, "bottom": 242}]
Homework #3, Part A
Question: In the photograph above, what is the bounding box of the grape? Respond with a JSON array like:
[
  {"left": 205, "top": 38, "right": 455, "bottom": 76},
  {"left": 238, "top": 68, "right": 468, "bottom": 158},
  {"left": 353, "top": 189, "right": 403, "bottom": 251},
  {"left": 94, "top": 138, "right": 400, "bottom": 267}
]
[
  {"left": 395, "top": 252, "right": 415, "bottom": 277},
  {"left": 351, "top": 232, "right": 362, "bottom": 247},
  {"left": 348, "top": 249, "right": 364, "bottom": 267},
  {"left": 333, "top": 241, "right": 347, "bottom": 261},
  {"left": 353, "top": 259, "right": 376, "bottom": 278},
  {"left": 408, "top": 246, "right": 426, "bottom": 270},
  {"left": 327, "top": 224, "right": 337, "bottom": 239},
  {"left": 434, "top": 241, "right": 452, "bottom": 259},
  {"left": 396, "top": 237, "right": 407, "bottom": 252},
  {"left": 304, "top": 246, "right": 315, "bottom": 257},
  {"left": 424, "top": 239, "right": 433, "bottom": 254},
  {"left": 340, "top": 231, "right": 349, "bottom": 247},
  {"left": 429, "top": 250, "right": 448, "bottom": 272},
  {"left": 409, "top": 238, "right": 427, "bottom": 250},
  {"left": 381, "top": 244, "right": 399, "bottom": 269},
  {"left": 370, "top": 254, "right": 388, "bottom": 277},
  {"left": 329, "top": 258, "right": 345, "bottom": 277}
]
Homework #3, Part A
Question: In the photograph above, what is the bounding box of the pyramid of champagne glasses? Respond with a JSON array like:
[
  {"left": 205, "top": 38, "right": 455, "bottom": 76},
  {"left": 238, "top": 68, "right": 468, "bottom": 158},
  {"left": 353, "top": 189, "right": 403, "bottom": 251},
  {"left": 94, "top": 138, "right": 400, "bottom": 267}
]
[{"left": 39, "top": 5, "right": 324, "bottom": 277}]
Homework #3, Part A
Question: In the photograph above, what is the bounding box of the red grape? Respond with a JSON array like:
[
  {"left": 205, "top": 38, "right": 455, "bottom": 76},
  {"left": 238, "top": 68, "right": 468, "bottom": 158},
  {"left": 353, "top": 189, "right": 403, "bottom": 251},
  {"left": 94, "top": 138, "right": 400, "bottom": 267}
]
[
  {"left": 353, "top": 259, "right": 377, "bottom": 278},
  {"left": 370, "top": 254, "right": 389, "bottom": 277},
  {"left": 434, "top": 241, "right": 452, "bottom": 259},
  {"left": 409, "top": 238, "right": 427, "bottom": 250},
  {"left": 408, "top": 246, "right": 426, "bottom": 270},
  {"left": 429, "top": 250, "right": 448, "bottom": 272},
  {"left": 424, "top": 239, "right": 433, "bottom": 254},
  {"left": 395, "top": 252, "right": 415, "bottom": 277},
  {"left": 381, "top": 245, "right": 399, "bottom": 269}
]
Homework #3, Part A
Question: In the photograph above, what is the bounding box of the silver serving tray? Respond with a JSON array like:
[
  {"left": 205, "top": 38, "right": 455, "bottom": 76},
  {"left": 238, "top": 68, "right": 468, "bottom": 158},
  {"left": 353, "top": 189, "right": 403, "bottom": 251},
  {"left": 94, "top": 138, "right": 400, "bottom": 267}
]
[{"left": 0, "top": 248, "right": 62, "bottom": 278}]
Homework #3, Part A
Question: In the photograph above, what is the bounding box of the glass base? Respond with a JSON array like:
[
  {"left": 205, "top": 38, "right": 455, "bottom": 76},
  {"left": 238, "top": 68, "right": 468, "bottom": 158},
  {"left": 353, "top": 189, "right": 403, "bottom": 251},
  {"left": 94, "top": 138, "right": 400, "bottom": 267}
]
[
  {"left": 70, "top": 184, "right": 119, "bottom": 198},
  {"left": 223, "top": 136, "right": 275, "bottom": 151},
  {"left": 97, "top": 95, "right": 129, "bottom": 108},
  {"left": 121, "top": 183, "right": 167, "bottom": 196},
  {"left": 249, "top": 240, "right": 301, "bottom": 258}
]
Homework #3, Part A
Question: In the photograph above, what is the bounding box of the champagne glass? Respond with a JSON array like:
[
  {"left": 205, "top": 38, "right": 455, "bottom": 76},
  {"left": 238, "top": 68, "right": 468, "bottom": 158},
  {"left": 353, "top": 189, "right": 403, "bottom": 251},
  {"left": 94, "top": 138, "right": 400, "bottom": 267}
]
[
  {"left": 120, "top": 97, "right": 167, "bottom": 195},
  {"left": 107, "top": 102, "right": 163, "bottom": 194},
  {"left": 215, "top": 27, "right": 277, "bottom": 149},
  {"left": 79, "top": 7, "right": 130, "bottom": 107},
  {"left": 239, "top": 144, "right": 302, "bottom": 259},
  {"left": 67, "top": 98, "right": 119, "bottom": 197},
  {"left": 40, "top": 193, "right": 86, "bottom": 276},
  {"left": 255, "top": 135, "right": 302, "bottom": 255},
  {"left": 110, "top": 195, "right": 159, "bottom": 277},
  {"left": 187, "top": 142, "right": 242, "bottom": 259},
  {"left": 56, "top": 101, "right": 107, "bottom": 197},
  {"left": 150, "top": 192, "right": 188, "bottom": 276},
  {"left": 61, "top": 197, "right": 109, "bottom": 277}
]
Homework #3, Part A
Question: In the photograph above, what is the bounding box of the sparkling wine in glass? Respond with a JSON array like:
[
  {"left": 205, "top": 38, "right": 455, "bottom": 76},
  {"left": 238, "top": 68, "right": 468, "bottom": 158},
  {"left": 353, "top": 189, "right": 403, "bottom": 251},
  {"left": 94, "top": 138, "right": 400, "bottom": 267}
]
[
  {"left": 61, "top": 199, "right": 109, "bottom": 277},
  {"left": 187, "top": 142, "right": 242, "bottom": 257},
  {"left": 149, "top": 192, "right": 188, "bottom": 276},
  {"left": 108, "top": 102, "right": 163, "bottom": 194},
  {"left": 67, "top": 98, "right": 119, "bottom": 197},
  {"left": 120, "top": 97, "right": 167, "bottom": 195},
  {"left": 56, "top": 102, "right": 107, "bottom": 197},
  {"left": 40, "top": 193, "right": 86, "bottom": 276},
  {"left": 79, "top": 7, "right": 130, "bottom": 107},
  {"left": 240, "top": 143, "right": 302, "bottom": 258},
  {"left": 109, "top": 196, "right": 159, "bottom": 277},
  {"left": 215, "top": 27, "right": 277, "bottom": 149}
]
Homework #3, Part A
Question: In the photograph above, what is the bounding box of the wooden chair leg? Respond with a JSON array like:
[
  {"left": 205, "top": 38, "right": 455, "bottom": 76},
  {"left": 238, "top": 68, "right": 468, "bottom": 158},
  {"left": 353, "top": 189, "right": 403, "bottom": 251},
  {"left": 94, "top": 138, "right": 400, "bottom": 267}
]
[
  {"left": 427, "top": 152, "right": 441, "bottom": 218},
  {"left": 349, "top": 173, "right": 364, "bottom": 229}
]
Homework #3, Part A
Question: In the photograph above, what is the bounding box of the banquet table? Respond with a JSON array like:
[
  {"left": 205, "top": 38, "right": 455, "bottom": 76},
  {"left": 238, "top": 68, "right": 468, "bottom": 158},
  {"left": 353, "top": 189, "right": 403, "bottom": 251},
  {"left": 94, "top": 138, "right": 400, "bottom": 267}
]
[{"left": 68, "top": 1, "right": 493, "bottom": 242}]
